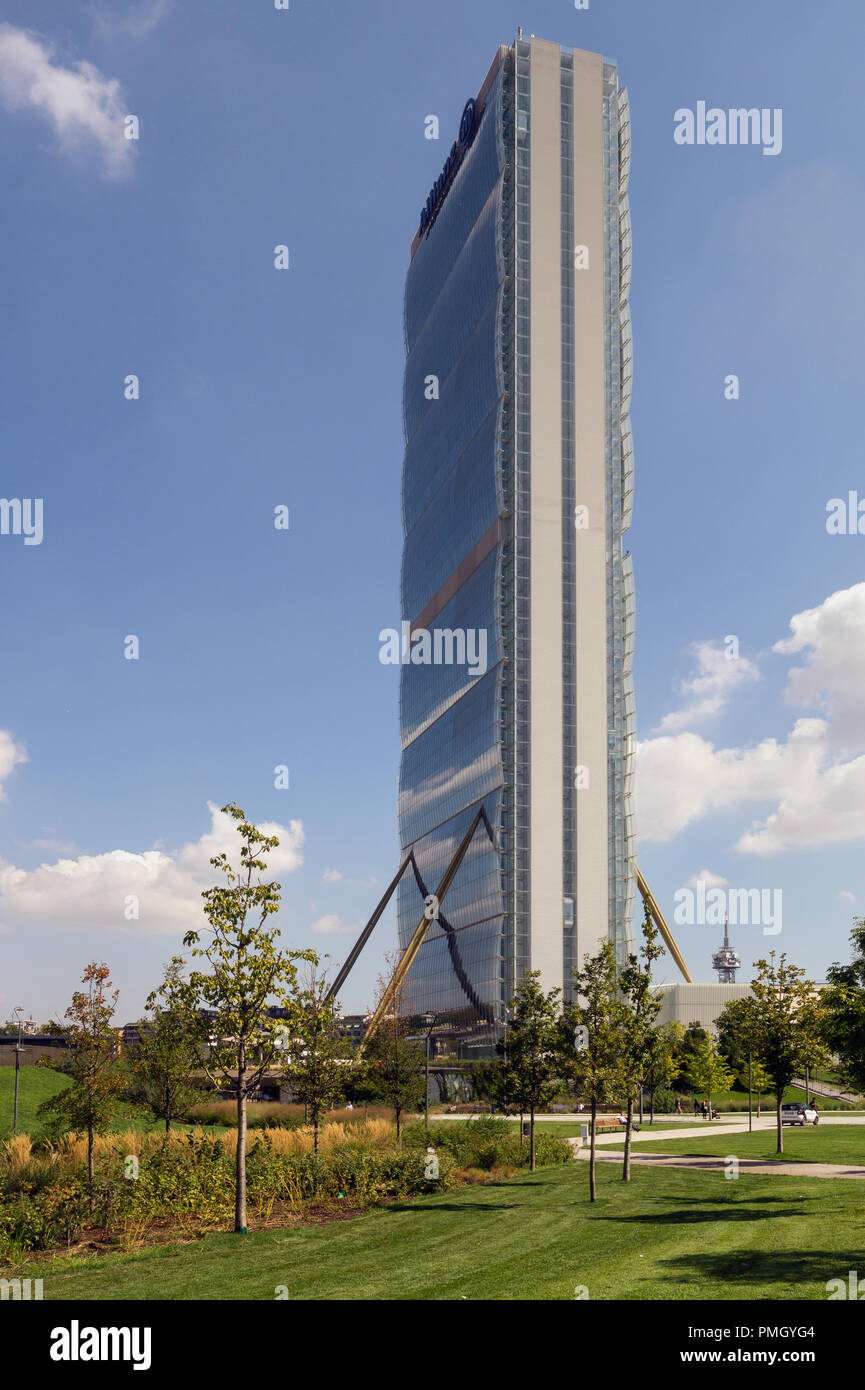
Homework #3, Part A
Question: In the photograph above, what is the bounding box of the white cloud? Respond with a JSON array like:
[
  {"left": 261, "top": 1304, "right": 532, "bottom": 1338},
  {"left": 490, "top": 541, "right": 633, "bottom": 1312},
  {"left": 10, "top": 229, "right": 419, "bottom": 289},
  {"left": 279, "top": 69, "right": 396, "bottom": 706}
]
[
  {"left": 0, "top": 802, "right": 304, "bottom": 935},
  {"left": 774, "top": 583, "right": 865, "bottom": 750},
  {"left": 654, "top": 640, "right": 759, "bottom": 734},
  {"left": 735, "top": 747, "right": 865, "bottom": 855},
  {"left": 88, "top": 0, "right": 173, "bottom": 44},
  {"left": 0, "top": 730, "right": 27, "bottom": 800},
  {"left": 322, "top": 868, "right": 342, "bottom": 883},
  {"left": 0, "top": 24, "right": 132, "bottom": 176},
  {"left": 638, "top": 583, "right": 865, "bottom": 856},
  {"left": 687, "top": 869, "right": 728, "bottom": 889},
  {"left": 310, "top": 915, "right": 358, "bottom": 936}
]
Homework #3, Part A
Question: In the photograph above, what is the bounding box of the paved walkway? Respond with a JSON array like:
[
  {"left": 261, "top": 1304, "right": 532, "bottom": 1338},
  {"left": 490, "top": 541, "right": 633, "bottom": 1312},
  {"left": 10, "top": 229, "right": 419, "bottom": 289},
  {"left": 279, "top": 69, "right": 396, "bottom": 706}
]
[
  {"left": 573, "top": 1148, "right": 865, "bottom": 1180},
  {"left": 590, "top": 1116, "right": 865, "bottom": 1146}
]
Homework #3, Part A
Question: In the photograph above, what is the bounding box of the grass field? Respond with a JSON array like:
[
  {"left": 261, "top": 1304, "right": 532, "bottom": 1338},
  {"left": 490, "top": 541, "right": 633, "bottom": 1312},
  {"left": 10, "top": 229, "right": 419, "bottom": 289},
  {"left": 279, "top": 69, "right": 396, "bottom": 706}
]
[
  {"left": 0, "top": 1069, "right": 177, "bottom": 1139},
  {"left": 15, "top": 1160, "right": 865, "bottom": 1301},
  {"left": 0, "top": 1068, "right": 69, "bottom": 1138},
  {"left": 609, "top": 1123, "right": 865, "bottom": 1165}
]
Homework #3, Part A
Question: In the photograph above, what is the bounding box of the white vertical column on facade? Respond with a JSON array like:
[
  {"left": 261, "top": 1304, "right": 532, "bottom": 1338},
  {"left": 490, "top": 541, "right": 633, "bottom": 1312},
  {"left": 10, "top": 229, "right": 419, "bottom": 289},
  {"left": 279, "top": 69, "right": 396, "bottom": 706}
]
[
  {"left": 618, "top": 85, "right": 637, "bottom": 943},
  {"left": 570, "top": 47, "right": 610, "bottom": 964},
  {"left": 528, "top": 37, "right": 564, "bottom": 996}
]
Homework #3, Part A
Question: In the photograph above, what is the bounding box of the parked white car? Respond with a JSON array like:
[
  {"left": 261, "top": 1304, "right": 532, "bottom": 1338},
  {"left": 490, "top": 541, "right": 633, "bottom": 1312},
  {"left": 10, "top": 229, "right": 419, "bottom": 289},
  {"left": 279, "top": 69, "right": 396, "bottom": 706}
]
[{"left": 781, "top": 1102, "right": 819, "bottom": 1126}]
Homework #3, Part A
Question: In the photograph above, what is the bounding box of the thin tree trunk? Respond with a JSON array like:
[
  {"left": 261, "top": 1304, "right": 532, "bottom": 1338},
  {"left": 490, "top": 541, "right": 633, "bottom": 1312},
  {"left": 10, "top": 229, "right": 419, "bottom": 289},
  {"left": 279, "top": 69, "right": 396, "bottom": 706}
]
[
  {"left": 236, "top": 1073, "right": 247, "bottom": 1231},
  {"left": 530, "top": 1104, "right": 536, "bottom": 1172},
  {"left": 396, "top": 1105, "right": 402, "bottom": 1144},
  {"left": 313, "top": 1113, "right": 319, "bottom": 1155},
  {"left": 88, "top": 1122, "right": 95, "bottom": 1213},
  {"left": 650, "top": 1088, "right": 655, "bottom": 1126},
  {"left": 589, "top": 1097, "right": 597, "bottom": 1202},
  {"left": 776, "top": 1094, "right": 783, "bottom": 1155},
  {"left": 623, "top": 1096, "right": 633, "bottom": 1181}
]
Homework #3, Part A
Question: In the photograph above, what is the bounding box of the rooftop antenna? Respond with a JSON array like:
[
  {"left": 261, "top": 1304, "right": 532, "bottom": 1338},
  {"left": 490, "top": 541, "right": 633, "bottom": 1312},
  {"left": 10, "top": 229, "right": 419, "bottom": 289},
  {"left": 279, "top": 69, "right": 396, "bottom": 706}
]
[{"left": 712, "top": 913, "right": 742, "bottom": 984}]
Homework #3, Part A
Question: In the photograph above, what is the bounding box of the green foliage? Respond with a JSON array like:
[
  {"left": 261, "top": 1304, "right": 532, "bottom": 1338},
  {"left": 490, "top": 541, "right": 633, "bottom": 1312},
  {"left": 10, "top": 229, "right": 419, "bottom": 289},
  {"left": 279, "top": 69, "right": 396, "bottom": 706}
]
[
  {"left": 180, "top": 802, "right": 317, "bottom": 1230},
  {"left": 561, "top": 941, "right": 625, "bottom": 1112},
  {"left": 684, "top": 1033, "right": 734, "bottom": 1105},
  {"left": 644, "top": 1023, "right": 684, "bottom": 1099},
  {"left": 37, "top": 962, "right": 126, "bottom": 1191},
  {"left": 671, "top": 1022, "right": 710, "bottom": 1090},
  {"left": 497, "top": 972, "right": 561, "bottom": 1170},
  {"left": 406, "top": 1116, "right": 571, "bottom": 1172},
  {"left": 0, "top": 1131, "right": 454, "bottom": 1257},
  {"left": 362, "top": 1003, "right": 425, "bottom": 1142},
  {"left": 281, "top": 965, "right": 356, "bottom": 1152},
  {"left": 651, "top": 1088, "right": 680, "bottom": 1114},
  {"left": 822, "top": 918, "right": 865, "bottom": 1097},
  {"left": 718, "top": 952, "right": 828, "bottom": 1153},
  {"left": 617, "top": 903, "right": 665, "bottom": 1179},
  {"left": 0, "top": 1173, "right": 91, "bottom": 1253},
  {"left": 618, "top": 902, "right": 665, "bottom": 1103},
  {"left": 127, "top": 959, "right": 203, "bottom": 1132}
]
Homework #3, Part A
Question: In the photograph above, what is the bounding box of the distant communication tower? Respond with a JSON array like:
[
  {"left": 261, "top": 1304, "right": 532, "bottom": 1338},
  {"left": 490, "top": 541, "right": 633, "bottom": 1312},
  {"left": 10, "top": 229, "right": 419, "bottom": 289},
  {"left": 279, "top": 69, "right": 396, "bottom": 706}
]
[{"left": 712, "top": 915, "right": 741, "bottom": 983}]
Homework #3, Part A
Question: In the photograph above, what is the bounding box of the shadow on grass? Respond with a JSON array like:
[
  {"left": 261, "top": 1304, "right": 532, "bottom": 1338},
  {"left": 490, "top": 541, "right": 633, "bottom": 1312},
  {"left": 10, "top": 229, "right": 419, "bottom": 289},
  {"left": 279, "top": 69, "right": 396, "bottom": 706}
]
[
  {"left": 656, "top": 1249, "right": 861, "bottom": 1287},
  {"left": 595, "top": 1202, "right": 813, "bottom": 1225},
  {"left": 383, "top": 1199, "right": 523, "bottom": 1214}
]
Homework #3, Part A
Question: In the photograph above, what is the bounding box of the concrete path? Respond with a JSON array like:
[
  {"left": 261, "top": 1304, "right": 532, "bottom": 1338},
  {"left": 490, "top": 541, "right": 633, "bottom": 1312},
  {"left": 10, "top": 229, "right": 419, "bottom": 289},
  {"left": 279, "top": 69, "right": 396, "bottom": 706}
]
[
  {"left": 590, "top": 1116, "right": 865, "bottom": 1146},
  {"left": 573, "top": 1148, "right": 865, "bottom": 1180}
]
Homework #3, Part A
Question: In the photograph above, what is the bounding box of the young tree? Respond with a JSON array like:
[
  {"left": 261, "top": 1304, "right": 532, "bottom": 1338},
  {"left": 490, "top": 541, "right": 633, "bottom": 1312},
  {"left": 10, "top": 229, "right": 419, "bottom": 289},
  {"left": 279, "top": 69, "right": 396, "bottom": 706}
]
[
  {"left": 498, "top": 972, "right": 561, "bottom": 1171},
  {"left": 822, "top": 919, "right": 865, "bottom": 1098},
  {"left": 363, "top": 954, "right": 426, "bottom": 1143},
  {"left": 281, "top": 962, "right": 354, "bottom": 1153},
  {"left": 643, "top": 1021, "right": 684, "bottom": 1123},
  {"left": 561, "top": 941, "right": 626, "bottom": 1201},
  {"left": 127, "top": 958, "right": 202, "bottom": 1134},
  {"left": 38, "top": 962, "right": 126, "bottom": 1206},
  {"left": 675, "top": 1021, "right": 709, "bottom": 1086},
  {"left": 181, "top": 803, "right": 315, "bottom": 1232},
  {"left": 717, "top": 994, "right": 763, "bottom": 1118},
  {"left": 743, "top": 953, "right": 828, "bottom": 1154},
  {"left": 750, "top": 1058, "right": 771, "bottom": 1117},
  {"left": 684, "top": 1032, "right": 733, "bottom": 1114},
  {"left": 618, "top": 902, "right": 664, "bottom": 1180}
]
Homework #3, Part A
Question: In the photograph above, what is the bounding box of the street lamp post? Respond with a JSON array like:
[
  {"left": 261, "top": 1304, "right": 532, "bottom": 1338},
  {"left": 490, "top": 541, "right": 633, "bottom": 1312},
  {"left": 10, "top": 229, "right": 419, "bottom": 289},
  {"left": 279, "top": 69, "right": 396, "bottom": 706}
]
[
  {"left": 423, "top": 1012, "right": 437, "bottom": 1132},
  {"left": 12, "top": 1006, "right": 24, "bottom": 1136}
]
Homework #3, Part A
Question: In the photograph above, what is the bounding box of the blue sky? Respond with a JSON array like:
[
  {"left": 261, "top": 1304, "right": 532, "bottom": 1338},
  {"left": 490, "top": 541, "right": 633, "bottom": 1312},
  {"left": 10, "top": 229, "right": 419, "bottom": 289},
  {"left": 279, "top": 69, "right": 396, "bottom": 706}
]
[{"left": 0, "top": 0, "right": 863, "bottom": 1023}]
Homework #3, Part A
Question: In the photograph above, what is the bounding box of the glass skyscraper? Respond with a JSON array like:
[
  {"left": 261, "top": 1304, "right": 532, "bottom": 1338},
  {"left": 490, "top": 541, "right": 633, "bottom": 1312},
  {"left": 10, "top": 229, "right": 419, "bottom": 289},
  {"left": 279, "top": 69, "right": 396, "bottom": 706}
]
[{"left": 397, "top": 37, "right": 636, "bottom": 1056}]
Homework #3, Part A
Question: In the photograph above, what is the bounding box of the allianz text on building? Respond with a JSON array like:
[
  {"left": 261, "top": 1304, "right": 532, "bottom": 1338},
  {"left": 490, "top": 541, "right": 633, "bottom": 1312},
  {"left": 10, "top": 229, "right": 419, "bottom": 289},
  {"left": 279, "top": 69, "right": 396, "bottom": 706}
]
[{"left": 397, "top": 36, "right": 636, "bottom": 1054}]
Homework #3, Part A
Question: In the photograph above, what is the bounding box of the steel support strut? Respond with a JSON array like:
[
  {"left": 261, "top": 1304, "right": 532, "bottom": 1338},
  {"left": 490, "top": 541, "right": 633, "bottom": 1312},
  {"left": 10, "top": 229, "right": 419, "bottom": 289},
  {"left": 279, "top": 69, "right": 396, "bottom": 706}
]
[{"left": 632, "top": 862, "right": 692, "bottom": 983}]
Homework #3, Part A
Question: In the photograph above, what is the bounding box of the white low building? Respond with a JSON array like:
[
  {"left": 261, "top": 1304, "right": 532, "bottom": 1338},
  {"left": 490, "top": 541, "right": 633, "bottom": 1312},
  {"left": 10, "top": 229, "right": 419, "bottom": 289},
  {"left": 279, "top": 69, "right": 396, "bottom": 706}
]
[{"left": 652, "top": 982, "right": 753, "bottom": 1033}]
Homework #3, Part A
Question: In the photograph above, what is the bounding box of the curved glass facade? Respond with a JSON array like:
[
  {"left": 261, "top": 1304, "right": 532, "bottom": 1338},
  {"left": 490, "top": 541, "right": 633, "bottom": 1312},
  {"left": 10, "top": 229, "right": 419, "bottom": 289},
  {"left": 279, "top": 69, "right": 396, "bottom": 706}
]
[
  {"left": 398, "top": 61, "right": 508, "bottom": 1054},
  {"left": 397, "top": 39, "right": 635, "bottom": 1056}
]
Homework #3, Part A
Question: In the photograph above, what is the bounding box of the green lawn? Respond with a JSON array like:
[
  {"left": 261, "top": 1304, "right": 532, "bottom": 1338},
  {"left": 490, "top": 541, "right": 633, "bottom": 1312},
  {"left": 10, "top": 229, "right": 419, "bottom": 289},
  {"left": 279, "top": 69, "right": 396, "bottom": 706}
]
[
  {"left": 0, "top": 1069, "right": 181, "bottom": 1140},
  {"left": 0, "top": 1067, "right": 69, "bottom": 1138},
  {"left": 609, "top": 1123, "right": 865, "bottom": 1166},
  {"left": 15, "top": 1161, "right": 865, "bottom": 1301}
]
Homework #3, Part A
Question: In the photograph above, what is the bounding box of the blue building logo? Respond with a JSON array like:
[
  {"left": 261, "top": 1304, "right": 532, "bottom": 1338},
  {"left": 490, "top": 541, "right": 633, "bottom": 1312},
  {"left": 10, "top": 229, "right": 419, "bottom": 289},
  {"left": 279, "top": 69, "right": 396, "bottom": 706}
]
[
  {"left": 418, "top": 97, "right": 481, "bottom": 237},
  {"left": 458, "top": 97, "right": 476, "bottom": 145}
]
